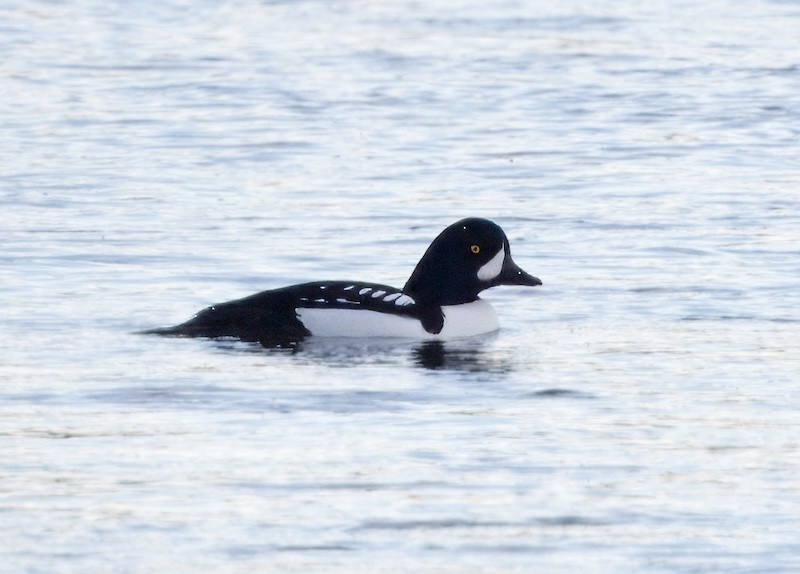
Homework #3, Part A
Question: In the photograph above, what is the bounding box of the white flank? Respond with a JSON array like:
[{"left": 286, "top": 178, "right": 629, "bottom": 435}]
[
  {"left": 296, "top": 300, "right": 498, "bottom": 339},
  {"left": 477, "top": 247, "right": 505, "bottom": 281}
]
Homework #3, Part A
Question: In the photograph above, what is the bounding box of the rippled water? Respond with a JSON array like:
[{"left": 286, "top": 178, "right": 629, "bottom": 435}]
[{"left": 2, "top": 1, "right": 800, "bottom": 572}]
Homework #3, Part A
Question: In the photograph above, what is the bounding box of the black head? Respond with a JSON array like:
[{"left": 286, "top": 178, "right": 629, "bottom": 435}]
[{"left": 402, "top": 218, "right": 542, "bottom": 306}]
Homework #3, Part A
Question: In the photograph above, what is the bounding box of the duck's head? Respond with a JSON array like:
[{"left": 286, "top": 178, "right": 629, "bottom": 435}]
[{"left": 403, "top": 218, "right": 542, "bottom": 306}]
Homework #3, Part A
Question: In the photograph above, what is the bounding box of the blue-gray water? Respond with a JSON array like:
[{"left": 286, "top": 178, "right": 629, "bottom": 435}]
[{"left": 2, "top": 1, "right": 799, "bottom": 572}]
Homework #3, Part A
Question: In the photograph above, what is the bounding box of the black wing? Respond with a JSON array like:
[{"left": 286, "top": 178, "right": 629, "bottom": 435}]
[
  {"left": 143, "top": 281, "right": 445, "bottom": 345},
  {"left": 288, "top": 282, "right": 444, "bottom": 334}
]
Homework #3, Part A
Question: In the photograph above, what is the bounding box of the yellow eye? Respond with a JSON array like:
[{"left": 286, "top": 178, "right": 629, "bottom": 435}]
[{"left": 470, "top": 244, "right": 480, "bottom": 254}]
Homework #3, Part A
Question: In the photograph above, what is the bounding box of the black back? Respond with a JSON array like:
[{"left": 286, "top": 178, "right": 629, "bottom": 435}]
[{"left": 144, "top": 281, "right": 446, "bottom": 343}]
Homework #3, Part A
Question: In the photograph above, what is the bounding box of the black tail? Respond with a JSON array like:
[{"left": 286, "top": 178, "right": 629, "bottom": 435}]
[{"left": 140, "top": 290, "right": 309, "bottom": 346}]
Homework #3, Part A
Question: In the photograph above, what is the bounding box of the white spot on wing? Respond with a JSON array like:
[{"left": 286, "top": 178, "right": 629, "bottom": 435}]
[
  {"left": 359, "top": 288, "right": 372, "bottom": 295},
  {"left": 394, "top": 294, "right": 415, "bottom": 306},
  {"left": 344, "top": 285, "right": 355, "bottom": 291},
  {"left": 477, "top": 247, "right": 505, "bottom": 281},
  {"left": 383, "top": 293, "right": 402, "bottom": 302},
  {"left": 371, "top": 290, "right": 387, "bottom": 298}
]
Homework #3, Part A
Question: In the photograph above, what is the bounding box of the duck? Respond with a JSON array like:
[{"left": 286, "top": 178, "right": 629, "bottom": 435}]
[{"left": 144, "top": 218, "right": 541, "bottom": 346}]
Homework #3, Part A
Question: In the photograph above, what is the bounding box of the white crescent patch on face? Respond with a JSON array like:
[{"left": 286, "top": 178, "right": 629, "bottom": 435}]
[{"left": 477, "top": 247, "right": 505, "bottom": 281}]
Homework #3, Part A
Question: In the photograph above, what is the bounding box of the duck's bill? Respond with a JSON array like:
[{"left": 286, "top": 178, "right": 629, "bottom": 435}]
[{"left": 497, "top": 257, "right": 542, "bottom": 287}]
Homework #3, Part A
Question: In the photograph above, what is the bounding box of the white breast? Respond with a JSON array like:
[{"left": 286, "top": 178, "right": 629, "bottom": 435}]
[{"left": 296, "top": 299, "right": 499, "bottom": 339}]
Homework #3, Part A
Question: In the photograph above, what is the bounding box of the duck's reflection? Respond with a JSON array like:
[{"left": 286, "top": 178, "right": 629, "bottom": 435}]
[
  {"left": 411, "top": 338, "right": 510, "bottom": 372},
  {"left": 235, "top": 332, "right": 514, "bottom": 373}
]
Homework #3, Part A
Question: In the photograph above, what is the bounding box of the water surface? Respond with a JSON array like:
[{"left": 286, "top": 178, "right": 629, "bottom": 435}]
[{"left": 2, "top": 1, "right": 799, "bottom": 572}]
